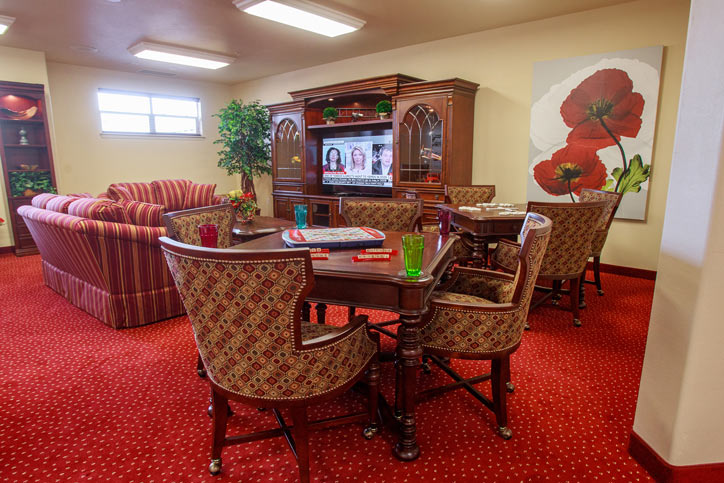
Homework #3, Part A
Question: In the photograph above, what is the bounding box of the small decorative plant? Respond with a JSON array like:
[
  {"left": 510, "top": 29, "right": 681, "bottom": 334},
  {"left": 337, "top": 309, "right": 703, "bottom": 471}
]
[
  {"left": 376, "top": 100, "right": 392, "bottom": 118},
  {"left": 9, "top": 171, "right": 56, "bottom": 197},
  {"left": 228, "top": 189, "right": 257, "bottom": 223},
  {"left": 323, "top": 107, "right": 338, "bottom": 124}
]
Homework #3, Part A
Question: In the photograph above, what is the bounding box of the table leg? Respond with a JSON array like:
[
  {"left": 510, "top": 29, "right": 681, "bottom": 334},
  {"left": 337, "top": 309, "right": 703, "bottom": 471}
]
[
  {"left": 315, "top": 303, "right": 327, "bottom": 324},
  {"left": 394, "top": 313, "right": 422, "bottom": 461},
  {"left": 471, "top": 234, "right": 486, "bottom": 268}
]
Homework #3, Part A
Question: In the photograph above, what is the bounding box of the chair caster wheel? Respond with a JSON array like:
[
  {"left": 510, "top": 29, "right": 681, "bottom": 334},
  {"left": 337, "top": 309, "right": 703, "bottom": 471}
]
[
  {"left": 551, "top": 299, "right": 559, "bottom": 306},
  {"left": 524, "top": 324, "right": 530, "bottom": 331},
  {"left": 258, "top": 407, "right": 266, "bottom": 411},
  {"left": 573, "top": 319, "right": 582, "bottom": 327},
  {"left": 578, "top": 301, "right": 587, "bottom": 310},
  {"left": 597, "top": 290, "right": 604, "bottom": 296},
  {"left": 393, "top": 410, "right": 403, "bottom": 421},
  {"left": 207, "top": 404, "right": 213, "bottom": 418},
  {"left": 197, "top": 368, "right": 207, "bottom": 378},
  {"left": 362, "top": 425, "right": 379, "bottom": 440},
  {"left": 421, "top": 361, "right": 432, "bottom": 374},
  {"left": 552, "top": 293, "right": 562, "bottom": 301},
  {"left": 506, "top": 382, "right": 515, "bottom": 393},
  {"left": 209, "top": 458, "right": 222, "bottom": 475},
  {"left": 498, "top": 427, "right": 512, "bottom": 440}
]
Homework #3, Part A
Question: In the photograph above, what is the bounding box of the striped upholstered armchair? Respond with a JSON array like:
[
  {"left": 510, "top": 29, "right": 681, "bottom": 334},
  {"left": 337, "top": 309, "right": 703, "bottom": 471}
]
[
  {"left": 490, "top": 201, "right": 606, "bottom": 327},
  {"left": 418, "top": 213, "right": 552, "bottom": 440},
  {"left": 160, "top": 238, "right": 380, "bottom": 482}
]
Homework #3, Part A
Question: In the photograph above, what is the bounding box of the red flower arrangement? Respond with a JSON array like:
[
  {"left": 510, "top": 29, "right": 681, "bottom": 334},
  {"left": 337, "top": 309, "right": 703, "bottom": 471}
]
[
  {"left": 534, "top": 145, "right": 607, "bottom": 200},
  {"left": 535, "top": 67, "right": 650, "bottom": 198}
]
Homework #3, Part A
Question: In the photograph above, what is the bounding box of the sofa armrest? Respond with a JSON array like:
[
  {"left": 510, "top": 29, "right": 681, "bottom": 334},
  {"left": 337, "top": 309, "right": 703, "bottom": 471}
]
[{"left": 79, "top": 220, "right": 168, "bottom": 246}]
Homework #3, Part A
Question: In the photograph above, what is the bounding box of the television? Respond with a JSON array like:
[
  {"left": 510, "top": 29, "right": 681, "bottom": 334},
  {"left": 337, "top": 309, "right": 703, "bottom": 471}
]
[{"left": 321, "top": 131, "right": 393, "bottom": 193}]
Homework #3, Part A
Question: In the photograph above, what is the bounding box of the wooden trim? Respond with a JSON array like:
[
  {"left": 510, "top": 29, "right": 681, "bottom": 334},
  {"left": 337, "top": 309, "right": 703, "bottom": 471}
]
[
  {"left": 288, "top": 74, "right": 423, "bottom": 100},
  {"left": 0, "top": 245, "right": 14, "bottom": 254},
  {"left": 628, "top": 431, "right": 724, "bottom": 482},
  {"left": 587, "top": 261, "right": 657, "bottom": 280}
]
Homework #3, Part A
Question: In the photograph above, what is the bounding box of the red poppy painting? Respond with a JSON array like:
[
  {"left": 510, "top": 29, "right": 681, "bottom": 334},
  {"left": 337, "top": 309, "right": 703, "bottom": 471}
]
[{"left": 527, "top": 47, "right": 662, "bottom": 220}]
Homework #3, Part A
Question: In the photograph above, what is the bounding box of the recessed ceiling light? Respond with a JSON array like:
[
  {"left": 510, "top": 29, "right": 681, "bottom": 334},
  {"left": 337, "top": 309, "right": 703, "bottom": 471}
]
[
  {"left": 71, "top": 44, "right": 99, "bottom": 53},
  {"left": 0, "top": 15, "right": 16, "bottom": 35},
  {"left": 128, "top": 42, "right": 236, "bottom": 70},
  {"left": 234, "top": 0, "right": 365, "bottom": 38},
  {"left": 328, "top": 98, "right": 334, "bottom": 101}
]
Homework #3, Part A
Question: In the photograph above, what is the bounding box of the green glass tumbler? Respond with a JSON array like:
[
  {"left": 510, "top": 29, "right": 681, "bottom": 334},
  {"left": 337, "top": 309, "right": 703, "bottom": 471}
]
[{"left": 402, "top": 233, "right": 425, "bottom": 277}]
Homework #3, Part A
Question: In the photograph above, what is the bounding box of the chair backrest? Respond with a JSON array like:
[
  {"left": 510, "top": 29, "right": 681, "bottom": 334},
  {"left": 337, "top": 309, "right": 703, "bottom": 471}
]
[
  {"left": 510, "top": 212, "right": 552, "bottom": 308},
  {"left": 526, "top": 201, "right": 607, "bottom": 278},
  {"left": 163, "top": 204, "right": 236, "bottom": 249},
  {"left": 160, "top": 237, "right": 314, "bottom": 399},
  {"left": 578, "top": 189, "right": 622, "bottom": 231},
  {"left": 340, "top": 198, "right": 423, "bottom": 231},
  {"left": 445, "top": 185, "right": 496, "bottom": 204}
]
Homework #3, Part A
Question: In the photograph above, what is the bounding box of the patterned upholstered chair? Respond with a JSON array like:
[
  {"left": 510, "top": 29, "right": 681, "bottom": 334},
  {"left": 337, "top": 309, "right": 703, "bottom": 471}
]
[
  {"left": 490, "top": 201, "right": 606, "bottom": 327},
  {"left": 418, "top": 213, "right": 552, "bottom": 439},
  {"left": 445, "top": 184, "right": 496, "bottom": 204},
  {"left": 160, "top": 238, "right": 380, "bottom": 482},
  {"left": 163, "top": 204, "right": 238, "bottom": 378},
  {"left": 340, "top": 197, "right": 424, "bottom": 323},
  {"left": 578, "top": 189, "right": 623, "bottom": 297},
  {"left": 340, "top": 197, "right": 423, "bottom": 231},
  {"left": 163, "top": 204, "right": 237, "bottom": 249}
]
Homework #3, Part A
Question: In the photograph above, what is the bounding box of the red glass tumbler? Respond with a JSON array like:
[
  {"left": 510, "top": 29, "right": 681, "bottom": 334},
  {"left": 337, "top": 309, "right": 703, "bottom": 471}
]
[
  {"left": 438, "top": 209, "right": 451, "bottom": 236},
  {"left": 198, "top": 224, "right": 219, "bottom": 248}
]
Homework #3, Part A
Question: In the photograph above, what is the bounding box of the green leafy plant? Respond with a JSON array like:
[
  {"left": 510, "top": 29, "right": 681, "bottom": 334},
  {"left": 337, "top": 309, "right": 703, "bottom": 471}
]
[
  {"left": 214, "top": 99, "right": 271, "bottom": 198},
  {"left": 376, "top": 100, "right": 392, "bottom": 114},
  {"left": 322, "top": 107, "right": 338, "bottom": 120},
  {"left": 9, "top": 171, "right": 56, "bottom": 197}
]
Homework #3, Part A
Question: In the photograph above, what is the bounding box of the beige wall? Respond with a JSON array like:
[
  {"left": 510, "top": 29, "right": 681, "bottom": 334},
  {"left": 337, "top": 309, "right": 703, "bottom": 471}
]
[
  {"left": 46, "top": 62, "right": 237, "bottom": 199},
  {"left": 233, "top": 0, "right": 690, "bottom": 270},
  {"left": 0, "top": 46, "right": 51, "bottom": 248},
  {"left": 634, "top": 0, "right": 724, "bottom": 466}
]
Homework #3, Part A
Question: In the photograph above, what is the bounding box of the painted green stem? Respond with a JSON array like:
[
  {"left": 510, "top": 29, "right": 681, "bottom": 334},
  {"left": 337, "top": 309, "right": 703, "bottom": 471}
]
[{"left": 598, "top": 117, "right": 628, "bottom": 192}]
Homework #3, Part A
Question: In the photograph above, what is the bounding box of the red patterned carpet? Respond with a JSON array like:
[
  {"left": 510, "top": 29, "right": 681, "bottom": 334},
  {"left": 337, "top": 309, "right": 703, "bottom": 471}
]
[{"left": 0, "top": 253, "right": 654, "bottom": 482}]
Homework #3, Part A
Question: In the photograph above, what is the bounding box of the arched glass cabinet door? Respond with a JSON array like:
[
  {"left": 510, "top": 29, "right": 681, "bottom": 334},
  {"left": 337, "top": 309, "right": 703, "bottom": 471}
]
[
  {"left": 275, "top": 118, "right": 303, "bottom": 180},
  {"left": 398, "top": 104, "right": 443, "bottom": 184}
]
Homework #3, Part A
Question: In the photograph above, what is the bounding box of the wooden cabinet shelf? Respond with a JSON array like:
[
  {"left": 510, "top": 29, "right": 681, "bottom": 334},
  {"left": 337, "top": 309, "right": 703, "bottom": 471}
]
[
  {"left": 0, "top": 81, "right": 57, "bottom": 256},
  {"left": 307, "top": 119, "right": 392, "bottom": 130}
]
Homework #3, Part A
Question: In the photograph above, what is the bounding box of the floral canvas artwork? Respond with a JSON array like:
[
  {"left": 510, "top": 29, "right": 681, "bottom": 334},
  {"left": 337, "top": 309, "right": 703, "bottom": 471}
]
[{"left": 527, "top": 46, "right": 663, "bottom": 220}]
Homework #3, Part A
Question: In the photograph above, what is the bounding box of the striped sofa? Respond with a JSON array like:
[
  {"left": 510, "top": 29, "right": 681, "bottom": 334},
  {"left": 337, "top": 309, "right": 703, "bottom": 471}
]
[{"left": 18, "top": 179, "right": 224, "bottom": 329}]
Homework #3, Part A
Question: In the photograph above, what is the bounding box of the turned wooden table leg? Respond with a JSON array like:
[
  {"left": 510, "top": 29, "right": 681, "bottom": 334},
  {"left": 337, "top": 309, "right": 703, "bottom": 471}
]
[
  {"left": 302, "top": 301, "right": 311, "bottom": 322},
  {"left": 471, "top": 234, "right": 486, "bottom": 268},
  {"left": 315, "top": 303, "right": 327, "bottom": 324},
  {"left": 394, "top": 313, "right": 422, "bottom": 461}
]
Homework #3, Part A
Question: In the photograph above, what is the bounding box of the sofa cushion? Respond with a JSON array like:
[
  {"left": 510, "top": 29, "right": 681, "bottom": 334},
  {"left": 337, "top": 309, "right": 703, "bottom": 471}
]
[
  {"left": 120, "top": 200, "right": 165, "bottom": 227},
  {"left": 45, "top": 195, "right": 77, "bottom": 213},
  {"left": 152, "top": 179, "right": 191, "bottom": 211},
  {"left": 68, "top": 198, "right": 132, "bottom": 224},
  {"left": 108, "top": 182, "right": 157, "bottom": 204},
  {"left": 31, "top": 193, "right": 58, "bottom": 209},
  {"left": 183, "top": 183, "right": 217, "bottom": 209},
  {"left": 66, "top": 192, "right": 94, "bottom": 198}
]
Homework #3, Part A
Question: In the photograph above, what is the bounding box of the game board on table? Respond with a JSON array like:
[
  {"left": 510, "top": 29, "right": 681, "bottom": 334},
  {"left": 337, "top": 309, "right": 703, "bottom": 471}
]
[{"left": 282, "top": 227, "right": 385, "bottom": 249}]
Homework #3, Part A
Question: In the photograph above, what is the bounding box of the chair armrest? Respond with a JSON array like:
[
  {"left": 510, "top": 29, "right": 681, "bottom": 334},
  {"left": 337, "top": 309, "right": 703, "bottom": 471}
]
[{"left": 301, "top": 314, "right": 372, "bottom": 350}]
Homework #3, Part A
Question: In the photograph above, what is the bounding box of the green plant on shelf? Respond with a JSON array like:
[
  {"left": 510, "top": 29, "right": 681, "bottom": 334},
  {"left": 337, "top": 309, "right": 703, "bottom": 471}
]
[
  {"left": 376, "top": 100, "right": 392, "bottom": 114},
  {"left": 9, "top": 170, "right": 56, "bottom": 197},
  {"left": 323, "top": 107, "right": 338, "bottom": 121}
]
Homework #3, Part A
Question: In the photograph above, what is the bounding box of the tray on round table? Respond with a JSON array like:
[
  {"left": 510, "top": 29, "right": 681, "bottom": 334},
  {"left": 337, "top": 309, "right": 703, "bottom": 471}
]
[{"left": 282, "top": 227, "right": 385, "bottom": 249}]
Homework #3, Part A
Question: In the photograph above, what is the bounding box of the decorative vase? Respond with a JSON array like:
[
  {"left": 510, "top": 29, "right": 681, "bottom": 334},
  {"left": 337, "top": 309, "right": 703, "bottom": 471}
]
[
  {"left": 325, "top": 118, "right": 335, "bottom": 125},
  {"left": 378, "top": 112, "right": 390, "bottom": 119}
]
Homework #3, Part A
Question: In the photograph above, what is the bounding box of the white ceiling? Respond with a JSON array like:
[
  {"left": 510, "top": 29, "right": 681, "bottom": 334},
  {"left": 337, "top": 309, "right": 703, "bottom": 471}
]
[{"left": 0, "top": 0, "right": 636, "bottom": 85}]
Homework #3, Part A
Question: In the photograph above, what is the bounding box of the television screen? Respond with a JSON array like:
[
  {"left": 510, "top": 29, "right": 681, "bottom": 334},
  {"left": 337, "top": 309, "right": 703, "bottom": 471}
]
[{"left": 322, "top": 133, "right": 393, "bottom": 188}]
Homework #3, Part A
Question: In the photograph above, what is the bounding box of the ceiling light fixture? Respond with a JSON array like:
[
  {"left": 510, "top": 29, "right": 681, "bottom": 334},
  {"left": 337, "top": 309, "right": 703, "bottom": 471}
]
[
  {"left": 0, "top": 15, "right": 16, "bottom": 35},
  {"left": 234, "top": 0, "right": 364, "bottom": 38},
  {"left": 128, "top": 42, "right": 235, "bottom": 70}
]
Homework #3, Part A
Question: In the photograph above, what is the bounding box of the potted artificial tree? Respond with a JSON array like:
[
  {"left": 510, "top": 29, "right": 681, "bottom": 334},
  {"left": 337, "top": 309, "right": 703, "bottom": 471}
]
[
  {"left": 376, "top": 100, "right": 392, "bottom": 119},
  {"left": 323, "top": 107, "right": 338, "bottom": 124},
  {"left": 214, "top": 99, "right": 271, "bottom": 202}
]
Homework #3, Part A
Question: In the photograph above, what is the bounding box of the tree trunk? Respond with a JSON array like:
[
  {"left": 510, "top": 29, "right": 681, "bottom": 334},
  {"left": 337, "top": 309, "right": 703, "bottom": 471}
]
[{"left": 241, "top": 173, "right": 256, "bottom": 199}]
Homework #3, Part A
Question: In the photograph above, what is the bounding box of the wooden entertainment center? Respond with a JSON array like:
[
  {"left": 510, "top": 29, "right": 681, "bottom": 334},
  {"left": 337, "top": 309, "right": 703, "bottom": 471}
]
[{"left": 269, "top": 74, "right": 478, "bottom": 226}]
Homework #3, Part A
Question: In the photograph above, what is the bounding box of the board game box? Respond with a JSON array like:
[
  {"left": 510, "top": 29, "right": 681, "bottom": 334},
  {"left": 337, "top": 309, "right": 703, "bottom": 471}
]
[{"left": 282, "top": 227, "right": 385, "bottom": 249}]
